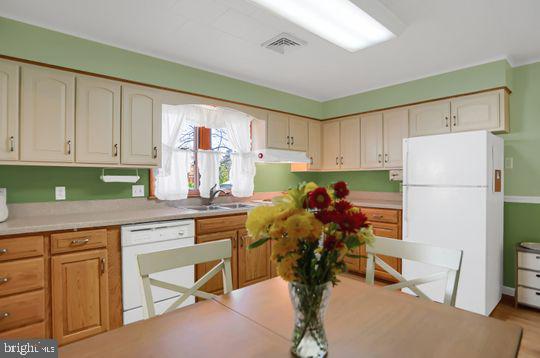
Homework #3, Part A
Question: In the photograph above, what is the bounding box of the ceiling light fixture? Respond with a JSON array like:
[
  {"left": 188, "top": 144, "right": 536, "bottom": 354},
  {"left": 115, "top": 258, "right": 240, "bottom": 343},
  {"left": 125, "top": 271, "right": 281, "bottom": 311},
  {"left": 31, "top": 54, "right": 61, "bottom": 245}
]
[{"left": 248, "top": 0, "right": 399, "bottom": 52}]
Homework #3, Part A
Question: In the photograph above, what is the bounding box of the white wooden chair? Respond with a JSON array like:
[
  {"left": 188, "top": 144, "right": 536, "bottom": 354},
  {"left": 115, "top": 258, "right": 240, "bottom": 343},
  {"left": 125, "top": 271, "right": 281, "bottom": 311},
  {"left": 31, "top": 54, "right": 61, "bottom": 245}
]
[
  {"left": 365, "top": 236, "right": 463, "bottom": 306},
  {"left": 137, "top": 239, "right": 233, "bottom": 318}
]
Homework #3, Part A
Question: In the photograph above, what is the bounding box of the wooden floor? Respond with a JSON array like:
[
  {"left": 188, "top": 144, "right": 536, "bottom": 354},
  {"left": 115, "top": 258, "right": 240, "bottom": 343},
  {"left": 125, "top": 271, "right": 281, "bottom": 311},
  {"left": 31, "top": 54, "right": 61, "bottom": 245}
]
[
  {"left": 341, "top": 273, "right": 540, "bottom": 357},
  {"left": 491, "top": 297, "right": 540, "bottom": 358}
]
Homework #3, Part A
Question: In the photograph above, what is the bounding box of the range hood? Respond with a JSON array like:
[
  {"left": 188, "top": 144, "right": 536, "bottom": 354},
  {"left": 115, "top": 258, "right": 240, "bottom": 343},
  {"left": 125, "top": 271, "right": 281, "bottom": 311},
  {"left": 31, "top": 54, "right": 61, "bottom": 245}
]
[{"left": 255, "top": 148, "right": 311, "bottom": 163}]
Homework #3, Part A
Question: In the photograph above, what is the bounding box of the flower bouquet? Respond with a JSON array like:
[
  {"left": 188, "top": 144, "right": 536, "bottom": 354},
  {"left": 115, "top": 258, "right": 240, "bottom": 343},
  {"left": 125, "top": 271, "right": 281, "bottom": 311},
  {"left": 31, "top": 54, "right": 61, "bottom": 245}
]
[{"left": 246, "top": 181, "right": 374, "bottom": 357}]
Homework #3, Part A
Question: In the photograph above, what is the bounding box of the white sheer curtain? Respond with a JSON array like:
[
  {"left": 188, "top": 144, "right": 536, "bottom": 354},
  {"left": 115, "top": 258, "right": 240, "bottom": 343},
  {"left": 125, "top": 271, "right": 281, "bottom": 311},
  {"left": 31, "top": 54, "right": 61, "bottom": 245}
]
[
  {"left": 154, "top": 104, "right": 255, "bottom": 200},
  {"left": 197, "top": 150, "right": 220, "bottom": 198}
]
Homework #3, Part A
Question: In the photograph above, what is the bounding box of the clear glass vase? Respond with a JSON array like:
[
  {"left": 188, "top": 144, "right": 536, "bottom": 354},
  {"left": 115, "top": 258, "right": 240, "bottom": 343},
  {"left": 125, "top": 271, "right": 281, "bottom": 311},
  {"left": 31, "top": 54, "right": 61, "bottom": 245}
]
[{"left": 288, "top": 281, "right": 332, "bottom": 358}]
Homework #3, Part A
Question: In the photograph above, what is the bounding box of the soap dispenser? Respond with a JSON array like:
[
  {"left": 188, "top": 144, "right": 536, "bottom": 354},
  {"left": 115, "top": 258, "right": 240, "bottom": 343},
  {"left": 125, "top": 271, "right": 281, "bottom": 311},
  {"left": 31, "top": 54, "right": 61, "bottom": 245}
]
[{"left": 0, "top": 188, "right": 8, "bottom": 222}]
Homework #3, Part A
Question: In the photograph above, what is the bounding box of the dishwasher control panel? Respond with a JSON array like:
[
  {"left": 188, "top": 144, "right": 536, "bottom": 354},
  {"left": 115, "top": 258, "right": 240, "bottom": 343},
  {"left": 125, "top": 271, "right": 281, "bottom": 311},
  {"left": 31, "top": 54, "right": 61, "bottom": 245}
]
[{"left": 121, "top": 220, "right": 195, "bottom": 247}]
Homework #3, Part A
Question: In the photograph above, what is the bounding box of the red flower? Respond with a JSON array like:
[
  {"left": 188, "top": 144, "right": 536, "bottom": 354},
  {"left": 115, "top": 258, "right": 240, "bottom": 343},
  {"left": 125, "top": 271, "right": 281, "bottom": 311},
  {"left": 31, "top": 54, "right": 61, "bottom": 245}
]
[
  {"left": 336, "top": 212, "right": 368, "bottom": 234},
  {"left": 332, "top": 181, "right": 349, "bottom": 199},
  {"left": 323, "top": 235, "right": 338, "bottom": 251},
  {"left": 308, "top": 187, "right": 331, "bottom": 209},
  {"left": 334, "top": 200, "right": 352, "bottom": 213},
  {"left": 315, "top": 210, "right": 335, "bottom": 224}
]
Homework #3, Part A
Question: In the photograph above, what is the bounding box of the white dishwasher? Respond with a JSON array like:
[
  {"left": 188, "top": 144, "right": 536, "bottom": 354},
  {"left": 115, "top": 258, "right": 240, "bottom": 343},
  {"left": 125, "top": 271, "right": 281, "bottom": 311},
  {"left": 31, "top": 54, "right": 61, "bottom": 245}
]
[{"left": 121, "top": 219, "right": 195, "bottom": 324}]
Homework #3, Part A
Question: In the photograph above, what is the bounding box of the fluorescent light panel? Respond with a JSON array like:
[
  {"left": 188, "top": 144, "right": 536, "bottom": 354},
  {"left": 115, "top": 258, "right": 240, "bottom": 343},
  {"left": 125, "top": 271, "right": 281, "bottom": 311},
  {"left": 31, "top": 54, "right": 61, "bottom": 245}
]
[{"left": 250, "top": 0, "right": 395, "bottom": 52}]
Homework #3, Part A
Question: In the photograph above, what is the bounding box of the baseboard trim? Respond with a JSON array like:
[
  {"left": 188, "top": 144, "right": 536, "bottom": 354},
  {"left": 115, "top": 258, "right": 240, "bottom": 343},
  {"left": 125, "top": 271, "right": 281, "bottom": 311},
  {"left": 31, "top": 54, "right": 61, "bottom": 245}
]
[
  {"left": 502, "top": 285, "right": 515, "bottom": 297},
  {"left": 505, "top": 195, "right": 540, "bottom": 204}
]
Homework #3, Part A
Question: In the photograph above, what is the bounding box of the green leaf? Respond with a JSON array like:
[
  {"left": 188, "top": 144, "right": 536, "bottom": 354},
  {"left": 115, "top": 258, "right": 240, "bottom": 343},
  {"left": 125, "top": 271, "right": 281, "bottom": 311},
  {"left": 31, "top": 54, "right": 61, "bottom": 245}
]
[
  {"left": 247, "top": 237, "right": 269, "bottom": 250},
  {"left": 344, "top": 235, "right": 360, "bottom": 249}
]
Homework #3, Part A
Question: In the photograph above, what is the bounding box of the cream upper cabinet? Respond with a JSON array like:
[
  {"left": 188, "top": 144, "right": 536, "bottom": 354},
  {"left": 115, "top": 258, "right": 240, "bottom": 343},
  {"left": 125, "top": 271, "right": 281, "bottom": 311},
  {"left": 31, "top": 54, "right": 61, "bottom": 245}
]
[
  {"left": 408, "top": 100, "right": 451, "bottom": 137},
  {"left": 340, "top": 116, "right": 361, "bottom": 169},
  {"left": 121, "top": 84, "right": 161, "bottom": 166},
  {"left": 266, "top": 112, "right": 289, "bottom": 150},
  {"left": 360, "top": 113, "right": 383, "bottom": 168},
  {"left": 0, "top": 60, "right": 19, "bottom": 161},
  {"left": 307, "top": 120, "right": 322, "bottom": 170},
  {"left": 383, "top": 108, "right": 408, "bottom": 168},
  {"left": 289, "top": 116, "right": 308, "bottom": 151},
  {"left": 76, "top": 77, "right": 121, "bottom": 164},
  {"left": 450, "top": 91, "right": 500, "bottom": 132},
  {"left": 322, "top": 120, "right": 340, "bottom": 170},
  {"left": 20, "top": 66, "right": 75, "bottom": 162}
]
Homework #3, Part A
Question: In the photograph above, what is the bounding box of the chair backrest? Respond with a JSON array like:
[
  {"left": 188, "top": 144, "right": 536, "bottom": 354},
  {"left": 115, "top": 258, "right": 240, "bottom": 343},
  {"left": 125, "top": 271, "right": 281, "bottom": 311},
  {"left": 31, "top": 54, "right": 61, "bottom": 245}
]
[
  {"left": 137, "top": 239, "right": 233, "bottom": 319},
  {"left": 365, "top": 236, "right": 463, "bottom": 306}
]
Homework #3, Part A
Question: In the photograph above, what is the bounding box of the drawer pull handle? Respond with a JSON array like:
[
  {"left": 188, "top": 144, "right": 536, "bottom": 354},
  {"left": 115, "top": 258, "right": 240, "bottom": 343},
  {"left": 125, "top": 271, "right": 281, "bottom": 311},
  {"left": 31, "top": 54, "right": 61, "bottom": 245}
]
[
  {"left": 0, "top": 312, "right": 9, "bottom": 319},
  {"left": 0, "top": 277, "right": 8, "bottom": 284},
  {"left": 372, "top": 215, "right": 384, "bottom": 219},
  {"left": 153, "top": 146, "right": 158, "bottom": 159},
  {"left": 536, "top": 292, "right": 540, "bottom": 296},
  {"left": 537, "top": 274, "right": 540, "bottom": 278},
  {"left": 71, "top": 238, "right": 90, "bottom": 245},
  {"left": 9, "top": 136, "right": 14, "bottom": 152},
  {"left": 0, "top": 248, "right": 7, "bottom": 254},
  {"left": 100, "top": 258, "right": 106, "bottom": 274},
  {"left": 113, "top": 144, "right": 119, "bottom": 157}
]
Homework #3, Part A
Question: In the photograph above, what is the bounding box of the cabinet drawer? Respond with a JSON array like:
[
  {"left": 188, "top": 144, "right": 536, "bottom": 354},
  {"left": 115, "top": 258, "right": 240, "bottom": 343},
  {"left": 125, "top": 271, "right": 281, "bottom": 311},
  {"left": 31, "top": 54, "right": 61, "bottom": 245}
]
[
  {"left": 0, "top": 235, "right": 44, "bottom": 262},
  {"left": 51, "top": 229, "right": 107, "bottom": 254},
  {"left": 517, "top": 251, "right": 540, "bottom": 271},
  {"left": 0, "top": 258, "right": 44, "bottom": 297},
  {"left": 518, "top": 269, "right": 540, "bottom": 290},
  {"left": 0, "top": 290, "right": 45, "bottom": 332},
  {"left": 196, "top": 215, "right": 247, "bottom": 235},
  {"left": 362, "top": 208, "right": 399, "bottom": 224},
  {"left": 1, "top": 321, "right": 46, "bottom": 339},
  {"left": 517, "top": 286, "right": 540, "bottom": 308},
  {"left": 372, "top": 223, "right": 399, "bottom": 239}
]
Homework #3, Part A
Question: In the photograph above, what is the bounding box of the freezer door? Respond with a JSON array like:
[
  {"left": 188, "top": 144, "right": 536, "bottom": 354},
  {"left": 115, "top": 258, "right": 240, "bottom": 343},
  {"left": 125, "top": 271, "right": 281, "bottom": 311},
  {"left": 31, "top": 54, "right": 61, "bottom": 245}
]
[
  {"left": 403, "top": 131, "right": 488, "bottom": 186},
  {"left": 402, "top": 185, "right": 488, "bottom": 315}
]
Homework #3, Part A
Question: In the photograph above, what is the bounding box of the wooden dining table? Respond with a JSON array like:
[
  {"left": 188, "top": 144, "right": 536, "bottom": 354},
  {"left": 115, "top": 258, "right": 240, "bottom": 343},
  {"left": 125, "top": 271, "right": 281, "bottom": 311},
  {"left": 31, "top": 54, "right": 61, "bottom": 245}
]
[{"left": 59, "top": 276, "right": 522, "bottom": 357}]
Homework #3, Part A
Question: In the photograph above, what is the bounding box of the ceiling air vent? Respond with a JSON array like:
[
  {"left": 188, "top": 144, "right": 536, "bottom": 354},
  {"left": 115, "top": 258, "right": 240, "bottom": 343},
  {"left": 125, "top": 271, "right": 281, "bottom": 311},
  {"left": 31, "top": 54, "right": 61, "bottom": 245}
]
[{"left": 262, "top": 33, "right": 307, "bottom": 54}]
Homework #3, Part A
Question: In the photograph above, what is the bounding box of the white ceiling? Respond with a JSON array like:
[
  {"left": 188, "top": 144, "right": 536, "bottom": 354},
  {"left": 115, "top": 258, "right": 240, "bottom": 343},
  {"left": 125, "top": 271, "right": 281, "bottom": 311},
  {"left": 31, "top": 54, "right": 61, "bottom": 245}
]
[{"left": 1, "top": 0, "right": 540, "bottom": 101}]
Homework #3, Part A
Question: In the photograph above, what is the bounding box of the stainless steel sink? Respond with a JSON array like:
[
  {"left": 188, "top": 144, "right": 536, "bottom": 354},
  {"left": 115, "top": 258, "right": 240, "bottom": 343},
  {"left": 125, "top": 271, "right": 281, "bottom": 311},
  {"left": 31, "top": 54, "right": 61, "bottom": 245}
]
[
  {"left": 217, "top": 203, "right": 254, "bottom": 209},
  {"left": 185, "top": 205, "right": 231, "bottom": 211}
]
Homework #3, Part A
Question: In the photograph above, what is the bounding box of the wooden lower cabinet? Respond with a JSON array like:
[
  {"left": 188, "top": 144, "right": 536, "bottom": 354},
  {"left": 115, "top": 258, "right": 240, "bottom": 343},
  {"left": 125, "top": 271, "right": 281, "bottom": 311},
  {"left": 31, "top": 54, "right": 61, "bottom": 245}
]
[
  {"left": 51, "top": 249, "right": 109, "bottom": 345},
  {"left": 195, "top": 215, "right": 272, "bottom": 294}
]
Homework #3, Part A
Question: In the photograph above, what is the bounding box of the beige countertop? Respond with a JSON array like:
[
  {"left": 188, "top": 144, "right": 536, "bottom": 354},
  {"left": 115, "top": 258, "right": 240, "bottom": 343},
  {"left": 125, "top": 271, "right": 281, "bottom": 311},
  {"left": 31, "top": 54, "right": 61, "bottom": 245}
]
[{"left": 0, "top": 191, "right": 402, "bottom": 237}]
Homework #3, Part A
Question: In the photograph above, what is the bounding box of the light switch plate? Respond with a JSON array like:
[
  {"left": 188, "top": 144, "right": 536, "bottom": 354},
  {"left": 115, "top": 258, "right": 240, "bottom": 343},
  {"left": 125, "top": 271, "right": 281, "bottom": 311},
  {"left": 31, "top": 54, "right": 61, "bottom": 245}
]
[
  {"left": 132, "top": 185, "right": 145, "bottom": 197},
  {"left": 505, "top": 157, "right": 514, "bottom": 169},
  {"left": 55, "top": 186, "right": 66, "bottom": 201}
]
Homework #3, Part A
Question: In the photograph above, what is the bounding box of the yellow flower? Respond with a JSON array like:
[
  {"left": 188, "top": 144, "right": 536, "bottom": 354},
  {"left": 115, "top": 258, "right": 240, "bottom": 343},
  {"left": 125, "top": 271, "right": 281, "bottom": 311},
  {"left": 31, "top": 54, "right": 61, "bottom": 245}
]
[
  {"left": 271, "top": 237, "right": 299, "bottom": 260},
  {"left": 246, "top": 206, "right": 279, "bottom": 239},
  {"left": 268, "top": 220, "right": 286, "bottom": 239},
  {"left": 277, "top": 254, "right": 300, "bottom": 282},
  {"left": 284, "top": 212, "right": 312, "bottom": 239},
  {"left": 304, "top": 182, "right": 318, "bottom": 194}
]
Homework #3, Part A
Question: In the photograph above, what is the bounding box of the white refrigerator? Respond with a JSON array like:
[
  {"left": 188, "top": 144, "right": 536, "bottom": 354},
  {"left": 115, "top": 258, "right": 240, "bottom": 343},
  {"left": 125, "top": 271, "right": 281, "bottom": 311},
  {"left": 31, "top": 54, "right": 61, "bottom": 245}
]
[{"left": 402, "top": 130, "right": 504, "bottom": 316}]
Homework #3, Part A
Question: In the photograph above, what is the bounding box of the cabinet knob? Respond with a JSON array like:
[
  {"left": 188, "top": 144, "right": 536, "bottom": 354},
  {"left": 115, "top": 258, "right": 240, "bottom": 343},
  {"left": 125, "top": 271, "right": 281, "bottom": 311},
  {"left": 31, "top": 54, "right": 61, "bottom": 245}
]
[
  {"left": 0, "top": 248, "right": 7, "bottom": 254},
  {"left": 9, "top": 136, "right": 14, "bottom": 152},
  {"left": 0, "top": 277, "right": 8, "bottom": 284},
  {"left": 0, "top": 312, "right": 9, "bottom": 319}
]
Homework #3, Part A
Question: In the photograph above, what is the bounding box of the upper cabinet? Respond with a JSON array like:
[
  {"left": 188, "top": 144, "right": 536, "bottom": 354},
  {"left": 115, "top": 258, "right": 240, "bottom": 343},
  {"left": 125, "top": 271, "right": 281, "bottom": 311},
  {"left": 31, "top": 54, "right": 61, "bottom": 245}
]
[
  {"left": 383, "top": 109, "right": 408, "bottom": 168},
  {"left": 20, "top": 66, "right": 75, "bottom": 163},
  {"left": 360, "top": 113, "right": 384, "bottom": 169},
  {"left": 409, "top": 100, "right": 450, "bottom": 137},
  {"left": 307, "top": 120, "right": 322, "bottom": 170},
  {"left": 339, "top": 116, "right": 361, "bottom": 169},
  {"left": 266, "top": 112, "right": 309, "bottom": 152},
  {"left": 76, "top": 77, "right": 121, "bottom": 164},
  {"left": 121, "top": 84, "right": 161, "bottom": 166},
  {"left": 322, "top": 120, "right": 341, "bottom": 170},
  {"left": 0, "top": 60, "right": 19, "bottom": 161}
]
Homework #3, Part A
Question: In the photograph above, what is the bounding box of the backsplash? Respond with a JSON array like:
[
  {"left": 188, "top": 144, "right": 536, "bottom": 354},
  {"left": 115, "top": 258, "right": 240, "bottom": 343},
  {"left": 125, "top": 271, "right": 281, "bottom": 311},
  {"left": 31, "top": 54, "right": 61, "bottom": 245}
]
[{"left": 0, "top": 166, "right": 150, "bottom": 203}]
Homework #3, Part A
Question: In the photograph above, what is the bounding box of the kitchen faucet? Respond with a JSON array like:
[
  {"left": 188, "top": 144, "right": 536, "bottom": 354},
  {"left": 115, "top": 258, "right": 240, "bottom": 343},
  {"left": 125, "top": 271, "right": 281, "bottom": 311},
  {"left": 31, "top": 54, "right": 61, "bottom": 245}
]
[{"left": 202, "top": 184, "right": 226, "bottom": 206}]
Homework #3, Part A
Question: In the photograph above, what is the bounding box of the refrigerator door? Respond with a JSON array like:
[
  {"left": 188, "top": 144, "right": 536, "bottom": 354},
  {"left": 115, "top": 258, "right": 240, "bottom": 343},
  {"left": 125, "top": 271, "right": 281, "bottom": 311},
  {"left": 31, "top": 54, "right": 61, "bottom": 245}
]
[
  {"left": 402, "top": 185, "right": 488, "bottom": 315},
  {"left": 403, "top": 131, "right": 488, "bottom": 187}
]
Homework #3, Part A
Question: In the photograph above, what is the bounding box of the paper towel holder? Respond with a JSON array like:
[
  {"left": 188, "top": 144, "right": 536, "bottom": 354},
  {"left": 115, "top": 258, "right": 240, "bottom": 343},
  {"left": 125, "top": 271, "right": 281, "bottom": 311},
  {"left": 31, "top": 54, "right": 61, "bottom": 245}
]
[{"left": 100, "top": 169, "right": 140, "bottom": 183}]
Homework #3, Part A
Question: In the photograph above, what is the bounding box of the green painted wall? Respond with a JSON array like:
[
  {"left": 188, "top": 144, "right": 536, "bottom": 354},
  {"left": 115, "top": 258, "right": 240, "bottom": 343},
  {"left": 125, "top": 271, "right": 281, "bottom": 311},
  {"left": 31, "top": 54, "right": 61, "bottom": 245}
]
[
  {"left": 323, "top": 60, "right": 512, "bottom": 118},
  {"left": 0, "top": 17, "right": 323, "bottom": 119},
  {"left": 316, "top": 170, "right": 400, "bottom": 192},
  {"left": 0, "top": 166, "right": 149, "bottom": 203}
]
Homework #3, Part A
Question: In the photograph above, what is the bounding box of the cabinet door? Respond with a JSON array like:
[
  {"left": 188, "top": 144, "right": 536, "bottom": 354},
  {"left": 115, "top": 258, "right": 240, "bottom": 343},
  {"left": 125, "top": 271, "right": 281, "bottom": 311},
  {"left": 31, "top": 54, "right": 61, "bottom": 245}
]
[
  {"left": 238, "top": 229, "right": 271, "bottom": 288},
  {"left": 340, "top": 116, "right": 361, "bottom": 169},
  {"left": 371, "top": 223, "right": 400, "bottom": 283},
  {"left": 52, "top": 249, "right": 109, "bottom": 345},
  {"left": 196, "top": 231, "right": 238, "bottom": 294},
  {"left": 408, "top": 100, "right": 450, "bottom": 137},
  {"left": 322, "top": 121, "right": 341, "bottom": 169},
  {"left": 308, "top": 120, "right": 322, "bottom": 170},
  {"left": 0, "top": 60, "right": 19, "bottom": 161},
  {"left": 76, "top": 77, "right": 121, "bottom": 164},
  {"left": 360, "top": 112, "right": 384, "bottom": 169},
  {"left": 383, "top": 109, "right": 408, "bottom": 168},
  {"left": 20, "top": 66, "right": 75, "bottom": 162},
  {"left": 288, "top": 116, "right": 308, "bottom": 151},
  {"left": 451, "top": 92, "right": 500, "bottom": 132},
  {"left": 266, "top": 112, "right": 290, "bottom": 150},
  {"left": 121, "top": 85, "right": 161, "bottom": 165}
]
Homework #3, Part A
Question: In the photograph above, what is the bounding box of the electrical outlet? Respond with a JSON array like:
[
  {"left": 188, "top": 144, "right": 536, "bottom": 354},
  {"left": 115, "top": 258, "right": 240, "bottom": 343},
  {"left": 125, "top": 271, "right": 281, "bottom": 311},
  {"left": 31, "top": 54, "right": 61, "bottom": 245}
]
[
  {"left": 55, "top": 186, "right": 66, "bottom": 201},
  {"left": 505, "top": 157, "right": 514, "bottom": 169},
  {"left": 132, "top": 185, "right": 145, "bottom": 197}
]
